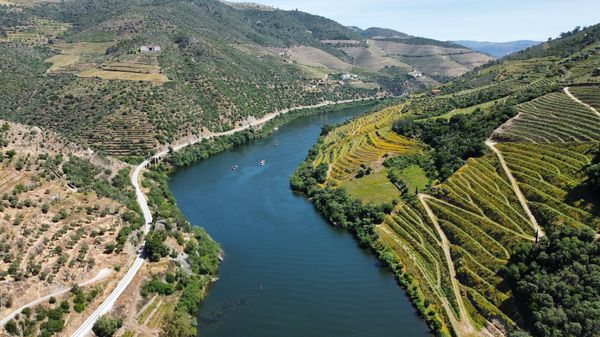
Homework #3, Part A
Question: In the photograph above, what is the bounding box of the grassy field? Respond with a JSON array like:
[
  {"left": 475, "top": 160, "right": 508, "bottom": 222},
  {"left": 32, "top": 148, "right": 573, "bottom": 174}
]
[
  {"left": 341, "top": 169, "right": 399, "bottom": 204},
  {"left": 399, "top": 164, "right": 429, "bottom": 193},
  {"left": 78, "top": 69, "right": 169, "bottom": 82},
  {"left": 45, "top": 42, "right": 114, "bottom": 72}
]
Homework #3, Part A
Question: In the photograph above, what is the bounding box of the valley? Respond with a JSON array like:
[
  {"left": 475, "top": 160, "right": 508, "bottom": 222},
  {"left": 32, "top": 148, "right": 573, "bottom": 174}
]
[
  {"left": 1, "top": 1, "right": 599, "bottom": 337},
  {"left": 293, "top": 24, "right": 600, "bottom": 337}
]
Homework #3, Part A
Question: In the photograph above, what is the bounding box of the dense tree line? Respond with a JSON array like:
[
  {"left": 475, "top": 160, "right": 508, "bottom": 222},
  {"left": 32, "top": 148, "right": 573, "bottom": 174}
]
[
  {"left": 393, "top": 102, "right": 517, "bottom": 179},
  {"left": 505, "top": 226, "right": 600, "bottom": 337},
  {"left": 509, "top": 24, "right": 600, "bottom": 60}
]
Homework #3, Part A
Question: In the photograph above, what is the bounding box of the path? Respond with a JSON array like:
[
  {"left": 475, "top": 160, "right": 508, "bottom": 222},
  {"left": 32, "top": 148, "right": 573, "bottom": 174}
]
[
  {"left": 70, "top": 96, "right": 378, "bottom": 336},
  {"left": 417, "top": 194, "right": 477, "bottom": 337},
  {"left": 485, "top": 140, "right": 544, "bottom": 238},
  {"left": 564, "top": 87, "right": 600, "bottom": 118},
  {"left": 0, "top": 269, "right": 112, "bottom": 326}
]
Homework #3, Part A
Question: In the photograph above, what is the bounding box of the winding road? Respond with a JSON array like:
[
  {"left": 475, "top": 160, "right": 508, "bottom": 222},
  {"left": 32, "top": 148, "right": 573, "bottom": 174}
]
[{"left": 69, "top": 97, "right": 377, "bottom": 336}]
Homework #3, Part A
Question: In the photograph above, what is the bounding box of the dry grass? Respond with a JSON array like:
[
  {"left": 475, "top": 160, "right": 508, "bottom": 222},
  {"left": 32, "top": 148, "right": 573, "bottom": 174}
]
[
  {"left": 45, "top": 54, "right": 80, "bottom": 72},
  {"left": 288, "top": 46, "right": 352, "bottom": 71},
  {"left": 78, "top": 69, "right": 169, "bottom": 83}
]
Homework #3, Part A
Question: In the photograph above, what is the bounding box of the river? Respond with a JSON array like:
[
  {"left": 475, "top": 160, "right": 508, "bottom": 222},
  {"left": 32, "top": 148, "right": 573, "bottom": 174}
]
[{"left": 169, "top": 106, "right": 430, "bottom": 337}]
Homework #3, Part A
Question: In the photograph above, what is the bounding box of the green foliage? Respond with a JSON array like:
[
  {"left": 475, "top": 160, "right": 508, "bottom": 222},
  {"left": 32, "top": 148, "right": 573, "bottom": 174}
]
[
  {"left": 92, "top": 315, "right": 123, "bottom": 337},
  {"left": 159, "top": 310, "right": 196, "bottom": 337},
  {"left": 393, "top": 102, "right": 517, "bottom": 180},
  {"left": 4, "top": 319, "right": 18, "bottom": 336},
  {"left": 292, "top": 147, "right": 386, "bottom": 246},
  {"left": 509, "top": 24, "right": 600, "bottom": 60},
  {"left": 184, "top": 228, "right": 221, "bottom": 276},
  {"left": 506, "top": 226, "right": 600, "bottom": 337},
  {"left": 145, "top": 231, "right": 169, "bottom": 262},
  {"left": 141, "top": 278, "right": 175, "bottom": 297},
  {"left": 585, "top": 147, "right": 600, "bottom": 192},
  {"left": 176, "top": 277, "right": 207, "bottom": 315}
]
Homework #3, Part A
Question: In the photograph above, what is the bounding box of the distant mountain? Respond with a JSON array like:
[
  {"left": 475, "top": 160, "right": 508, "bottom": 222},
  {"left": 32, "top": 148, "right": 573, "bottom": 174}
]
[{"left": 454, "top": 40, "right": 541, "bottom": 58}]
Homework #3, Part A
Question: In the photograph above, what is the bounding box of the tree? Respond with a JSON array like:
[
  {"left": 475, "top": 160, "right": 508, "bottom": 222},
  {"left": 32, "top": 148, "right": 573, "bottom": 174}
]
[
  {"left": 159, "top": 311, "right": 196, "bottom": 337},
  {"left": 4, "top": 319, "right": 18, "bottom": 336},
  {"left": 506, "top": 226, "right": 600, "bottom": 337},
  {"left": 92, "top": 315, "right": 123, "bottom": 337},
  {"left": 145, "top": 230, "right": 169, "bottom": 262}
]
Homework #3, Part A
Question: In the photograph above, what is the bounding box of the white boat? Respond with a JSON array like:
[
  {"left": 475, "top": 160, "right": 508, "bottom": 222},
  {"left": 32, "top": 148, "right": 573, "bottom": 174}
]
[{"left": 259, "top": 160, "right": 265, "bottom": 166}]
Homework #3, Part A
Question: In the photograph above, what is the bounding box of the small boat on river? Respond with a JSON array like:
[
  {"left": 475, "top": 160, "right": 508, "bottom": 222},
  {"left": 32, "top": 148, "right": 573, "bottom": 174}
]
[{"left": 259, "top": 160, "right": 265, "bottom": 166}]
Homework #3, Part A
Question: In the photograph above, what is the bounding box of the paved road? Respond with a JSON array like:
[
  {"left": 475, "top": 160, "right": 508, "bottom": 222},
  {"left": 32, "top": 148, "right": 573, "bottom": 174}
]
[{"left": 70, "top": 97, "right": 377, "bottom": 336}]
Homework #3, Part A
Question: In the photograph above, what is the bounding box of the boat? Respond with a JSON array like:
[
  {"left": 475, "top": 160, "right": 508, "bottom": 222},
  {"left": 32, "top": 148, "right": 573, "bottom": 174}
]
[
  {"left": 259, "top": 160, "right": 265, "bottom": 166},
  {"left": 231, "top": 164, "right": 238, "bottom": 171}
]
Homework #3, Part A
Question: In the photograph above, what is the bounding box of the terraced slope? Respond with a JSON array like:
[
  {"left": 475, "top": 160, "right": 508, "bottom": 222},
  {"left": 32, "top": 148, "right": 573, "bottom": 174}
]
[
  {"left": 496, "top": 143, "right": 599, "bottom": 231},
  {"left": 422, "top": 154, "right": 537, "bottom": 327},
  {"left": 313, "top": 105, "right": 422, "bottom": 183},
  {"left": 568, "top": 85, "right": 600, "bottom": 112},
  {"left": 493, "top": 91, "right": 600, "bottom": 142},
  {"left": 299, "top": 23, "right": 600, "bottom": 335}
]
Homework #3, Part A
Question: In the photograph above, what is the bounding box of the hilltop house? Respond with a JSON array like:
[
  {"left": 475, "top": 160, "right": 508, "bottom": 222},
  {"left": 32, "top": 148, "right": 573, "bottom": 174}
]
[{"left": 139, "top": 45, "right": 161, "bottom": 53}]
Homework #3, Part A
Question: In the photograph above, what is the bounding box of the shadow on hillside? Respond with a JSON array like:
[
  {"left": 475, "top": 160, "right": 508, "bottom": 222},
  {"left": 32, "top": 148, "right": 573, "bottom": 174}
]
[{"left": 565, "top": 184, "right": 600, "bottom": 217}]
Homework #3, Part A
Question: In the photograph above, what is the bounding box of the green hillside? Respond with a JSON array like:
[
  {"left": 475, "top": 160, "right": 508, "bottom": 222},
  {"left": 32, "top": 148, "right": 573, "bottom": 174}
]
[
  {"left": 293, "top": 24, "right": 600, "bottom": 337},
  {"left": 0, "top": 0, "right": 493, "bottom": 157}
]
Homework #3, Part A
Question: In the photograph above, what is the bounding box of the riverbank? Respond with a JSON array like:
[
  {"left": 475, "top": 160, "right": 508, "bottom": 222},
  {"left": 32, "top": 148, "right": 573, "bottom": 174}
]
[
  {"left": 168, "top": 107, "right": 430, "bottom": 337},
  {"left": 119, "top": 98, "right": 398, "bottom": 336},
  {"left": 291, "top": 135, "right": 449, "bottom": 337}
]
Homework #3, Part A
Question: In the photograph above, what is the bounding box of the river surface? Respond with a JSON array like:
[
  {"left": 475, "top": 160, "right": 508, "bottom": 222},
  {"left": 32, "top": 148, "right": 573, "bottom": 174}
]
[{"left": 169, "top": 107, "right": 430, "bottom": 337}]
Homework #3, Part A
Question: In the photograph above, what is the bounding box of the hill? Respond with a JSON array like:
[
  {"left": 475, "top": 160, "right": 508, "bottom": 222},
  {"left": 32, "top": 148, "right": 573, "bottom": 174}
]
[
  {"left": 0, "top": 0, "right": 492, "bottom": 157},
  {"left": 293, "top": 24, "right": 600, "bottom": 337},
  {"left": 454, "top": 40, "right": 541, "bottom": 58}
]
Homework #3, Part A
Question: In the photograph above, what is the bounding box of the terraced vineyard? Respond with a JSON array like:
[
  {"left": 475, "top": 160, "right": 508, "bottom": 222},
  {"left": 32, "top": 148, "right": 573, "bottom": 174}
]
[
  {"left": 422, "top": 154, "right": 538, "bottom": 327},
  {"left": 569, "top": 85, "right": 600, "bottom": 110},
  {"left": 493, "top": 91, "right": 600, "bottom": 142},
  {"left": 377, "top": 201, "right": 459, "bottom": 335},
  {"left": 302, "top": 32, "right": 600, "bottom": 334},
  {"left": 496, "top": 143, "right": 599, "bottom": 231},
  {"left": 313, "top": 105, "right": 422, "bottom": 183}
]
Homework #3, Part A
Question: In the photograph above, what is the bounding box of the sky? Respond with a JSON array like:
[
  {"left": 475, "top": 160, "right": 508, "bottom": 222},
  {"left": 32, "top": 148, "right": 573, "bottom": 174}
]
[{"left": 229, "top": 0, "right": 600, "bottom": 42}]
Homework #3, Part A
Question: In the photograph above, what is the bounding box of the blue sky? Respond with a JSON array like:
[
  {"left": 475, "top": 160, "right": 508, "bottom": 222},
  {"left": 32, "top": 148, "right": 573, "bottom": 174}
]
[{"left": 230, "top": 0, "right": 600, "bottom": 41}]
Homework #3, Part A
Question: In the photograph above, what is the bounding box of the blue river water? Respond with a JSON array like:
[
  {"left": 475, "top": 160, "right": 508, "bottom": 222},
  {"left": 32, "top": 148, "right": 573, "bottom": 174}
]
[{"left": 169, "top": 107, "right": 430, "bottom": 337}]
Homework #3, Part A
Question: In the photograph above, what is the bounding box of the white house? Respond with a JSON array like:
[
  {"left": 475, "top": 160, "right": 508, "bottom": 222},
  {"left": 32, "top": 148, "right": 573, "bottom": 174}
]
[{"left": 140, "top": 45, "right": 161, "bottom": 53}]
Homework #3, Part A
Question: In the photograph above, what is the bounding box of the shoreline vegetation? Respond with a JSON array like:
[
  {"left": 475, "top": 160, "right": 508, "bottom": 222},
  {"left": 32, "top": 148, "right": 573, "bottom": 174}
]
[
  {"left": 138, "top": 98, "right": 396, "bottom": 336},
  {"left": 290, "top": 134, "right": 449, "bottom": 337}
]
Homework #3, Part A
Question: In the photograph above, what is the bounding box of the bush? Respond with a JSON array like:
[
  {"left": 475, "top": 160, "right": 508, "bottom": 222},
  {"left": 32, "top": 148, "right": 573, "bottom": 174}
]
[
  {"left": 92, "top": 315, "right": 123, "bottom": 337},
  {"left": 4, "top": 319, "right": 18, "bottom": 335}
]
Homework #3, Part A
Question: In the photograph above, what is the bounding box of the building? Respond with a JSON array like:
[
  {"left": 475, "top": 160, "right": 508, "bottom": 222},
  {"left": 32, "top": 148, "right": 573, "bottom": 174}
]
[
  {"left": 139, "top": 45, "right": 161, "bottom": 53},
  {"left": 431, "top": 89, "right": 442, "bottom": 95},
  {"left": 409, "top": 70, "right": 423, "bottom": 78}
]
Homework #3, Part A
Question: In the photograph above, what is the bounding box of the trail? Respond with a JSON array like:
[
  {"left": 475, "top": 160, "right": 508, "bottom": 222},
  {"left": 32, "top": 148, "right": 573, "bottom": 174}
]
[
  {"left": 418, "top": 193, "right": 478, "bottom": 337},
  {"left": 564, "top": 87, "right": 600, "bottom": 118},
  {"left": 0, "top": 269, "right": 112, "bottom": 326},
  {"left": 70, "top": 96, "right": 378, "bottom": 337},
  {"left": 485, "top": 140, "right": 544, "bottom": 238}
]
